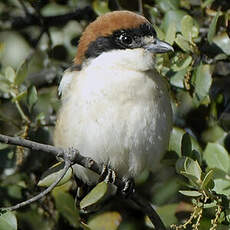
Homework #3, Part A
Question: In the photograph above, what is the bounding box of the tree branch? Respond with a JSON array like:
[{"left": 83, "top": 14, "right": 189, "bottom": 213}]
[
  {"left": 0, "top": 134, "right": 62, "bottom": 156},
  {"left": 0, "top": 134, "right": 166, "bottom": 230},
  {"left": 8, "top": 6, "right": 96, "bottom": 30},
  {"left": 1, "top": 160, "right": 71, "bottom": 212}
]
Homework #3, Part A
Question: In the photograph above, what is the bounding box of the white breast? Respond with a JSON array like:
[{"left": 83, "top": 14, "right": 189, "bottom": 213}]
[{"left": 54, "top": 49, "right": 172, "bottom": 184}]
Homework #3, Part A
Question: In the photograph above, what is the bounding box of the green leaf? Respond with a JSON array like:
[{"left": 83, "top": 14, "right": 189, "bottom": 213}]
[
  {"left": 179, "top": 190, "right": 202, "bottom": 197},
  {"left": 191, "top": 23, "right": 199, "bottom": 39},
  {"left": 38, "top": 162, "right": 73, "bottom": 187},
  {"left": 53, "top": 191, "right": 79, "bottom": 228},
  {"left": 156, "top": 204, "right": 178, "bottom": 227},
  {"left": 88, "top": 212, "right": 122, "bottom": 230},
  {"left": 181, "top": 15, "right": 194, "bottom": 42},
  {"left": 153, "top": 178, "right": 181, "bottom": 205},
  {"left": 226, "top": 209, "right": 230, "bottom": 223},
  {"left": 181, "top": 133, "right": 192, "bottom": 157},
  {"left": 171, "top": 54, "right": 192, "bottom": 71},
  {"left": 180, "top": 171, "right": 201, "bottom": 187},
  {"left": 169, "top": 127, "right": 202, "bottom": 156},
  {"left": 0, "top": 143, "right": 8, "bottom": 150},
  {"left": 17, "top": 209, "right": 52, "bottom": 230},
  {"left": 201, "top": 125, "right": 226, "bottom": 144},
  {"left": 11, "top": 91, "right": 27, "bottom": 102},
  {"left": 176, "top": 157, "right": 187, "bottom": 174},
  {"left": 201, "top": 170, "right": 214, "bottom": 190},
  {"left": 155, "top": 0, "right": 179, "bottom": 12},
  {"left": 169, "top": 127, "right": 185, "bottom": 156},
  {"left": 207, "top": 11, "right": 221, "bottom": 44},
  {"left": 7, "top": 184, "right": 23, "bottom": 199},
  {"left": 175, "top": 34, "right": 193, "bottom": 52},
  {"left": 153, "top": 25, "right": 165, "bottom": 40},
  {"left": 192, "top": 64, "right": 212, "bottom": 102},
  {"left": 146, "top": 204, "right": 178, "bottom": 228},
  {"left": 4, "top": 66, "right": 16, "bottom": 84},
  {"left": 27, "top": 86, "right": 38, "bottom": 112},
  {"left": 203, "top": 143, "right": 230, "bottom": 173},
  {"left": 52, "top": 181, "right": 73, "bottom": 194},
  {"left": 0, "top": 212, "right": 17, "bottom": 230},
  {"left": 181, "top": 15, "right": 199, "bottom": 40},
  {"left": 213, "top": 178, "right": 230, "bottom": 196},
  {"left": 213, "top": 32, "right": 230, "bottom": 55},
  {"left": 162, "top": 10, "right": 187, "bottom": 33},
  {"left": 15, "top": 59, "right": 28, "bottom": 86},
  {"left": 0, "top": 78, "right": 10, "bottom": 93},
  {"left": 176, "top": 157, "right": 202, "bottom": 185},
  {"left": 80, "top": 182, "right": 108, "bottom": 210},
  {"left": 170, "top": 68, "right": 187, "bottom": 88},
  {"left": 93, "top": 0, "right": 110, "bottom": 16},
  {"left": 165, "top": 22, "right": 176, "bottom": 45},
  {"left": 190, "top": 149, "right": 202, "bottom": 165},
  {"left": 203, "top": 201, "right": 217, "bottom": 209},
  {"left": 185, "top": 158, "right": 202, "bottom": 181}
]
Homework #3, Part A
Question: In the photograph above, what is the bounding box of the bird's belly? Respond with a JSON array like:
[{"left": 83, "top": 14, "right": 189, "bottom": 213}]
[{"left": 54, "top": 71, "right": 172, "bottom": 184}]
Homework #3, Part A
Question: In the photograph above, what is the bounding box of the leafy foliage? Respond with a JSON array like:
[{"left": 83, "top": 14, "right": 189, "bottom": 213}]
[
  {"left": 0, "top": 212, "right": 17, "bottom": 230},
  {"left": 0, "top": 0, "right": 230, "bottom": 229}
]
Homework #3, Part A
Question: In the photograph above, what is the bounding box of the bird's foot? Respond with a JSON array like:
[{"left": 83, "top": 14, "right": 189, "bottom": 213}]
[
  {"left": 120, "top": 177, "right": 135, "bottom": 198},
  {"left": 98, "top": 164, "right": 117, "bottom": 184},
  {"left": 98, "top": 165, "right": 135, "bottom": 197}
]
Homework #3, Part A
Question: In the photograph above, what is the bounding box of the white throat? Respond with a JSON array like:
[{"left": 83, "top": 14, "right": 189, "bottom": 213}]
[
  {"left": 84, "top": 48, "right": 155, "bottom": 72},
  {"left": 59, "top": 48, "right": 155, "bottom": 97}
]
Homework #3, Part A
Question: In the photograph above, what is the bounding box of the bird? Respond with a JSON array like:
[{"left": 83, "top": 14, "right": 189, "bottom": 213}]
[{"left": 54, "top": 10, "right": 173, "bottom": 194}]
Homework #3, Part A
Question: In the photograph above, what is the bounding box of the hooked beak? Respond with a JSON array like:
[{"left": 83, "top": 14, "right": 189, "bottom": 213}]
[{"left": 144, "top": 38, "right": 174, "bottom": 53}]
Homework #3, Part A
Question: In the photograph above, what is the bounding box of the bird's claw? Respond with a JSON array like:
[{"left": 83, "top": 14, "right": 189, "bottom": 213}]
[
  {"left": 98, "top": 164, "right": 116, "bottom": 184},
  {"left": 99, "top": 165, "right": 135, "bottom": 197},
  {"left": 120, "top": 177, "right": 135, "bottom": 198}
]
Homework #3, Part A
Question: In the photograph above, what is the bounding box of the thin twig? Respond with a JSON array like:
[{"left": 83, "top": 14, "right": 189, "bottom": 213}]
[
  {"left": 0, "top": 134, "right": 166, "bottom": 230},
  {"left": 18, "top": 0, "right": 30, "bottom": 16},
  {"left": 33, "top": 28, "right": 44, "bottom": 47},
  {"left": 15, "top": 100, "right": 30, "bottom": 124},
  {"left": 138, "top": 0, "right": 143, "bottom": 15},
  {"left": 16, "top": 124, "right": 29, "bottom": 167},
  {"left": 10, "top": 92, "right": 30, "bottom": 124},
  {"left": 1, "top": 160, "right": 71, "bottom": 211},
  {"left": 29, "top": 0, "right": 53, "bottom": 48},
  {"left": 0, "top": 134, "right": 62, "bottom": 156},
  {"left": 9, "top": 6, "right": 96, "bottom": 30}
]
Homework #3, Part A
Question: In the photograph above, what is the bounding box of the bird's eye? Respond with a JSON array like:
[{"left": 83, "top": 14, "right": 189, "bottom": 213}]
[{"left": 119, "top": 34, "right": 133, "bottom": 45}]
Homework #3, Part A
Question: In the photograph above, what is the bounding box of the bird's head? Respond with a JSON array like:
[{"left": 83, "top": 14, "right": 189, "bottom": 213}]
[{"left": 74, "top": 11, "right": 173, "bottom": 71}]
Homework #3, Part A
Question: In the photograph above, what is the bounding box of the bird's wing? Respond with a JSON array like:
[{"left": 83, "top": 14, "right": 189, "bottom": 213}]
[{"left": 58, "top": 67, "right": 80, "bottom": 98}]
